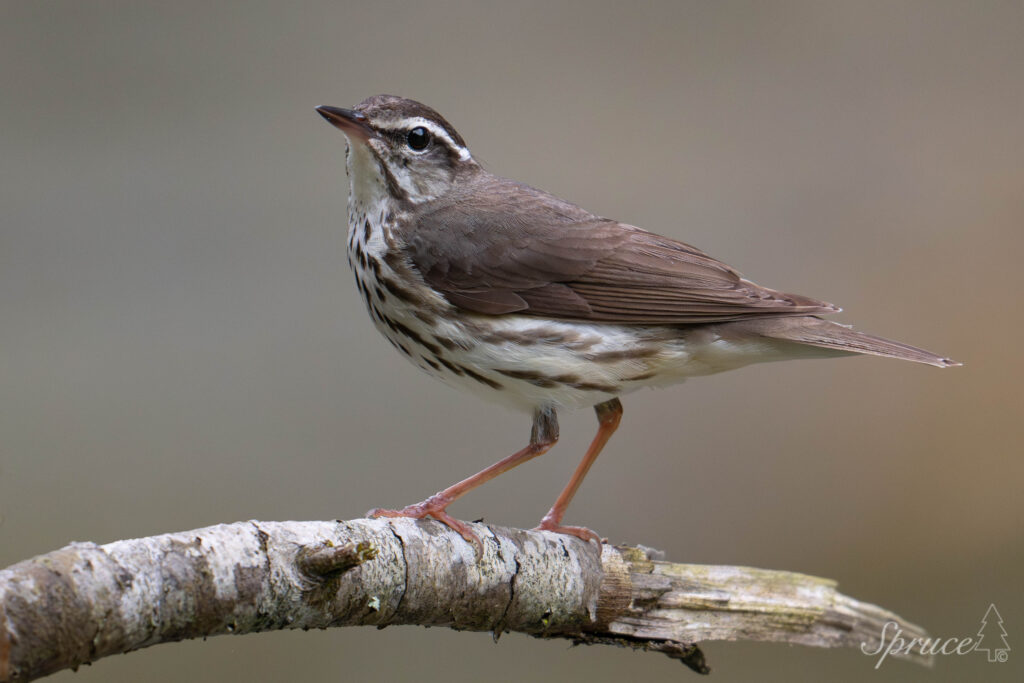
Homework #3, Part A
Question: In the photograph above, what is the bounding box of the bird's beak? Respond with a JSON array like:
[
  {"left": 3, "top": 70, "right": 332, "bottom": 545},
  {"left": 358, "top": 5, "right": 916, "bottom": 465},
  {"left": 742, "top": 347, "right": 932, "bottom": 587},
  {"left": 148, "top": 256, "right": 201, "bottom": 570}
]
[{"left": 316, "top": 105, "right": 375, "bottom": 142}]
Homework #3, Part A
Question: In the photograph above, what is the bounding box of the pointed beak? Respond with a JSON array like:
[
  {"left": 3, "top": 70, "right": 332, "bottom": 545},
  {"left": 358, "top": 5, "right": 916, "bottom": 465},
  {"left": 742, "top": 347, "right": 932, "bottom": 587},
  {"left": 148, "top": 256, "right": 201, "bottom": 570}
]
[{"left": 316, "top": 105, "right": 375, "bottom": 142}]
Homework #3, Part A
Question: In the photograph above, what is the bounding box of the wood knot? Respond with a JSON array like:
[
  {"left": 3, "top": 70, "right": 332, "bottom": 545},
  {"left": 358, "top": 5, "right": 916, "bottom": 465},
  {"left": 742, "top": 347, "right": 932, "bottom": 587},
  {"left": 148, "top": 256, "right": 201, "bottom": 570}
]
[{"left": 297, "top": 541, "right": 377, "bottom": 578}]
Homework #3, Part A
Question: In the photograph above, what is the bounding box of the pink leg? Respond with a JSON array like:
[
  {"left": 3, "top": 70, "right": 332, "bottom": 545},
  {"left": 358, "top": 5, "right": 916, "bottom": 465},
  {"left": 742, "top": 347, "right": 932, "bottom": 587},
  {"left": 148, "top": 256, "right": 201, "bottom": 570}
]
[
  {"left": 534, "top": 398, "right": 622, "bottom": 543},
  {"left": 370, "top": 407, "right": 559, "bottom": 552}
]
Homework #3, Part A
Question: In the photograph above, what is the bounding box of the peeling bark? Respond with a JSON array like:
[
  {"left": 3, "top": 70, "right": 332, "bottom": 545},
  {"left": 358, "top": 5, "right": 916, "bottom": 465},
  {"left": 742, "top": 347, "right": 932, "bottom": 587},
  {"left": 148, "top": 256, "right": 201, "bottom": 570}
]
[{"left": 0, "top": 519, "right": 931, "bottom": 681}]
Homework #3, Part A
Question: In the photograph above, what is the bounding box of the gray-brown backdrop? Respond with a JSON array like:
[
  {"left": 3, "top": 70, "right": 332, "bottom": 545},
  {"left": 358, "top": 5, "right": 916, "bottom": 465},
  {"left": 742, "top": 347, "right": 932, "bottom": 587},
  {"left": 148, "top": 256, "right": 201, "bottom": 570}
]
[{"left": 2, "top": 2, "right": 1021, "bottom": 681}]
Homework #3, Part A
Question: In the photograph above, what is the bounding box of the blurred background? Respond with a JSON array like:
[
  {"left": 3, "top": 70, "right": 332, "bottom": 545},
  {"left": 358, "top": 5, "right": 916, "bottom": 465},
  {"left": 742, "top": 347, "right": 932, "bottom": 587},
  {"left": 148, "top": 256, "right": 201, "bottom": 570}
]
[{"left": 2, "top": 1, "right": 1021, "bottom": 681}]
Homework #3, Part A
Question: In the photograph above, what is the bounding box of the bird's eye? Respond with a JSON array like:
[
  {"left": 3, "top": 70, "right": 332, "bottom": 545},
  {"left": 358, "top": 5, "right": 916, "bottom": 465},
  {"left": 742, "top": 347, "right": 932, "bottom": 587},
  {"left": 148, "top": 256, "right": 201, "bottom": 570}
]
[{"left": 406, "top": 126, "right": 430, "bottom": 151}]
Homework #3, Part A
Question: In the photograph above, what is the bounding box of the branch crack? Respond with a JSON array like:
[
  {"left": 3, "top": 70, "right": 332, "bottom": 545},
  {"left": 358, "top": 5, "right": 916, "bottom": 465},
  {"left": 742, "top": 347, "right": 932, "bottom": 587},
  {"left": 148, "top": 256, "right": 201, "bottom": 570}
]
[
  {"left": 493, "top": 545, "right": 519, "bottom": 641},
  {"left": 386, "top": 522, "right": 409, "bottom": 625}
]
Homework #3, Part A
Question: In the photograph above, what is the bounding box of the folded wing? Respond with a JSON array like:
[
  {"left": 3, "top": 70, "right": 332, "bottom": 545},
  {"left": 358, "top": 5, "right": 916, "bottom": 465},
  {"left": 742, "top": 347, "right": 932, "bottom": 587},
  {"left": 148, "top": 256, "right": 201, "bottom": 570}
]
[{"left": 404, "top": 174, "right": 838, "bottom": 324}]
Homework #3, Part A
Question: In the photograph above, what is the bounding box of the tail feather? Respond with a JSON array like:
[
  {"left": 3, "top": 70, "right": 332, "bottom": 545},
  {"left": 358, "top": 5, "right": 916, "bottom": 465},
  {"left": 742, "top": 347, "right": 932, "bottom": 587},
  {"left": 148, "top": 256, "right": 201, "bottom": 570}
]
[{"left": 728, "top": 316, "right": 961, "bottom": 368}]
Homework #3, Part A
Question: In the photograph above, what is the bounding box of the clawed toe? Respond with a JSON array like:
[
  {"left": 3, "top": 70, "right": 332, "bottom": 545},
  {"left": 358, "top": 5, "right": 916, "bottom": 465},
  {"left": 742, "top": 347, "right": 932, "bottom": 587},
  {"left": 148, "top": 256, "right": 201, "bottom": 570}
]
[
  {"left": 533, "top": 520, "right": 602, "bottom": 544},
  {"left": 367, "top": 500, "right": 484, "bottom": 554},
  {"left": 367, "top": 506, "right": 422, "bottom": 520}
]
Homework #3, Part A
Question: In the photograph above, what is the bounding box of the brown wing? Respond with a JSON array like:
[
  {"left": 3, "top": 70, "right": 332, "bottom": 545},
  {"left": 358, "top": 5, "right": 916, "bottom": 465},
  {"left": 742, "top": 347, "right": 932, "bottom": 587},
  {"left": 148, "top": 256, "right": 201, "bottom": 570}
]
[{"left": 403, "top": 173, "right": 838, "bottom": 323}]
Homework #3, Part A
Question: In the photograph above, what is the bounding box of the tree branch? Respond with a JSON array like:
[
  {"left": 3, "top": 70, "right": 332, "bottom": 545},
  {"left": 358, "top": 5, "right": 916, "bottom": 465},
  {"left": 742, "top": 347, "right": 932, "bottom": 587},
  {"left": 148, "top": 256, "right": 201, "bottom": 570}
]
[{"left": 0, "top": 519, "right": 931, "bottom": 681}]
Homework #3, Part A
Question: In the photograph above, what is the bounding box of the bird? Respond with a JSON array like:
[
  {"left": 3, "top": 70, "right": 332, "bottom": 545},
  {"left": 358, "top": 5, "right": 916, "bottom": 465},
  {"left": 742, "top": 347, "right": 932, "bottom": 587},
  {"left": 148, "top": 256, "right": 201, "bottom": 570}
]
[{"left": 315, "top": 94, "right": 959, "bottom": 550}]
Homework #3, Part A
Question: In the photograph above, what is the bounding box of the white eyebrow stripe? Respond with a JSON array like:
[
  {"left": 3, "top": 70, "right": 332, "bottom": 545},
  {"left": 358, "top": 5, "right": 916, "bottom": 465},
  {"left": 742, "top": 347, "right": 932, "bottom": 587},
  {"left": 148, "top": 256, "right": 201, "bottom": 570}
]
[{"left": 375, "top": 117, "right": 472, "bottom": 160}]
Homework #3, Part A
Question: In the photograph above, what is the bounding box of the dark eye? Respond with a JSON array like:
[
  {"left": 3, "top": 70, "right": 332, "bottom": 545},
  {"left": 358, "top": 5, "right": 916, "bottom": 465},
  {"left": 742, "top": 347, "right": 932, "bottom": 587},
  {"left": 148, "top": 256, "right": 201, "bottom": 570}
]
[{"left": 406, "top": 126, "right": 430, "bottom": 151}]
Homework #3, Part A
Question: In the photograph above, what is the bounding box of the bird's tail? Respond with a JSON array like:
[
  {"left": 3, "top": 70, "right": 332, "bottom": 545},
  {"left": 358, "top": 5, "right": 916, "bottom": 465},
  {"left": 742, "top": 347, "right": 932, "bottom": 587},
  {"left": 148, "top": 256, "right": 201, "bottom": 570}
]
[{"left": 727, "top": 316, "right": 961, "bottom": 368}]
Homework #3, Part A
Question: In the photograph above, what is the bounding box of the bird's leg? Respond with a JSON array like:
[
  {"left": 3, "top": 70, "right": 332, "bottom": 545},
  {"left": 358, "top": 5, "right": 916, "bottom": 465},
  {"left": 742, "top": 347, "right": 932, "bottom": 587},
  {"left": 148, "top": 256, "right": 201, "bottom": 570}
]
[
  {"left": 534, "top": 398, "right": 622, "bottom": 544},
  {"left": 369, "top": 406, "right": 559, "bottom": 552}
]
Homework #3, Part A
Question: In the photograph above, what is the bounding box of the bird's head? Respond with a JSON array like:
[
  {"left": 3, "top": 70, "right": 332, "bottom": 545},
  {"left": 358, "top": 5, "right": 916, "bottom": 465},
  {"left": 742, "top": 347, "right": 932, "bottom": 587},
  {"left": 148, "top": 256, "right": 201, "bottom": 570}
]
[{"left": 317, "top": 95, "right": 477, "bottom": 206}]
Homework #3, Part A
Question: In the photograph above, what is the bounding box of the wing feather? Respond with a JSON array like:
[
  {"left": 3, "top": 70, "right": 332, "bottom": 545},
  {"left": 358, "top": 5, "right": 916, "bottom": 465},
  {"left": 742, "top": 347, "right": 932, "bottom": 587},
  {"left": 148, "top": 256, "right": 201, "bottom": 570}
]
[{"left": 402, "top": 174, "right": 838, "bottom": 323}]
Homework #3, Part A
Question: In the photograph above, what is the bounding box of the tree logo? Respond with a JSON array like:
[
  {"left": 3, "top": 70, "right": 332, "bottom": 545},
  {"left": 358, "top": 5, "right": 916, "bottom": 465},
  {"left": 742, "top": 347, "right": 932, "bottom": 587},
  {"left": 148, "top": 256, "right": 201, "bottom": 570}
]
[
  {"left": 975, "top": 604, "right": 1010, "bottom": 663},
  {"left": 863, "top": 603, "right": 1009, "bottom": 667}
]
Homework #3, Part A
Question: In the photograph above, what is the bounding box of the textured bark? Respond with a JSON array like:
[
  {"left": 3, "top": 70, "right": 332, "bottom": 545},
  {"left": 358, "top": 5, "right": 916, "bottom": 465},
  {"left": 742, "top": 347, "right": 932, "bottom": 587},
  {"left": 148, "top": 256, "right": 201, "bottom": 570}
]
[{"left": 0, "top": 518, "right": 930, "bottom": 681}]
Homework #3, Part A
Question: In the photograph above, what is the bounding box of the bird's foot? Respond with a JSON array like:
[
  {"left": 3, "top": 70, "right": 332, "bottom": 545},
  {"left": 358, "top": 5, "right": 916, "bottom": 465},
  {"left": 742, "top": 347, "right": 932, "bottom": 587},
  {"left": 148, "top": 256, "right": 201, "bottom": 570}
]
[
  {"left": 532, "top": 518, "right": 602, "bottom": 545},
  {"left": 368, "top": 496, "right": 483, "bottom": 555}
]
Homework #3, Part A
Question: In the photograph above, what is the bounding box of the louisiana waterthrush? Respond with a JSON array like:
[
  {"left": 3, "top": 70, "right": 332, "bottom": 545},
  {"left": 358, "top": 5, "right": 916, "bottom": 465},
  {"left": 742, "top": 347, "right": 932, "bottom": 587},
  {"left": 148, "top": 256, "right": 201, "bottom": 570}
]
[{"left": 316, "top": 95, "right": 959, "bottom": 549}]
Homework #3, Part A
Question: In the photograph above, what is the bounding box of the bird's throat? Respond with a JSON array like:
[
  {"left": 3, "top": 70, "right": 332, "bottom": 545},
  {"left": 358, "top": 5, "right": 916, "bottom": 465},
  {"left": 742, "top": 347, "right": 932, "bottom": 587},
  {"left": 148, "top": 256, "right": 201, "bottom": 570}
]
[{"left": 345, "top": 141, "right": 389, "bottom": 212}]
